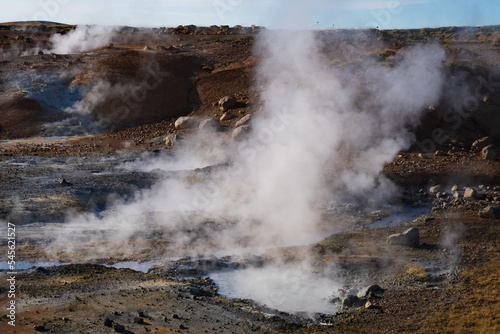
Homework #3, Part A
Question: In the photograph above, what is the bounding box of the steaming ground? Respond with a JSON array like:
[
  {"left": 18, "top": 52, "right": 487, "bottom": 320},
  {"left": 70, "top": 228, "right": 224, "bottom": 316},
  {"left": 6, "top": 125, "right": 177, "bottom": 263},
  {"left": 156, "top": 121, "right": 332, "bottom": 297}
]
[
  {"left": 2, "top": 23, "right": 500, "bottom": 332},
  {"left": 45, "top": 30, "right": 446, "bottom": 261}
]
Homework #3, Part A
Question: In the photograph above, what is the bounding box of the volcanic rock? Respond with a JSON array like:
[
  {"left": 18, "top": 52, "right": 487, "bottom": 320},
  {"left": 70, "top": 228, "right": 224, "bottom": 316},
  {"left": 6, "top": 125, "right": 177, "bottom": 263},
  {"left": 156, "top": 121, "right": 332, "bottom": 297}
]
[
  {"left": 232, "top": 125, "right": 250, "bottom": 141},
  {"left": 429, "top": 185, "right": 442, "bottom": 195},
  {"left": 388, "top": 227, "right": 420, "bottom": 247},
  {"left": 479, "top": 206, "right": 500, "bottom": 219},
  {"left": 175, "top": 116, "right": 197, "bottom": 130},
  {"left": 220, "top": 112, "right": 235, "bottom": 121},
  {"left": 464, "top": 187, "right": 477, "bottom": 199},
  {"left": 199, "top": 118, "right": 220, "bottom": 131},
  {"left": 218, "top": 96, "right": 237, "bottom": 111},
  {"left": 235, "top": 114, "right": 252, "bottom": 127},
  {"left": 357, "top": 285, "right": 384, "bottom": 299},
  {"left": 341, "top": 295, "right": 359, "bottom": 308},
  {"left": 104, "top": 318, "right": 113, "bottom": 327},
  {"left": 114, "top": 323, "right": 125, "bottom": 333},
  {"left": 165, "top": 133, "right": 182, "bottom": 147}
]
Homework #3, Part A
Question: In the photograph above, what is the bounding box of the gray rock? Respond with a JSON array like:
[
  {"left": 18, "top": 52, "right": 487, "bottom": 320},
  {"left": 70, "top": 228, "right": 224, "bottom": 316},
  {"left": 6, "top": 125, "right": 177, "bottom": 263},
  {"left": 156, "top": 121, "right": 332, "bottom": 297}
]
[
  {"left": 341, "top": 295, "right": 359, "bottom": 308},
  {"left": 357, "top": 285, "right": 384, "bottom": 298},
  {"left": 479, "top": 206, "right": 500, "bottom": 219},
  {"left": 235, "top": 114, "right": 252, "bottom": 127},
  {"left": 220, "top": 112, "right": 235, "bottom": 121},
  {"left": 104, "top": 318, "right": 113, "bottom": 327},
  {"left": 174, "top": 116, "right": 197, "bottom": 130},
  {"left": 482, "top": 145, "right": 500, "bottom": 161},
  {"left": 388, "top": 227, "right": 420, "bottom": 247},
  {"left": 232, "top": 125, "right": 250, "bottom": 141},
  {"left": 199, "top": 118, "right": 220, "bottom": 131},
  {"left": 165, "top": 134, "right": 182, "bottom": 147},
  {"left": 114, "top": 323, "right": 125, "bottom": 333},
  {"left": 218, "top": 96, "right": 237, "bottom": 111},
  {"left": 429, "top": 185, "right": 442, "bottom": 195},
  {"left": 464, "top": 187, "right": 477, "bottom": 199},
  {"left": 133, "top": 316, "right": 144, "bottom": 324}
]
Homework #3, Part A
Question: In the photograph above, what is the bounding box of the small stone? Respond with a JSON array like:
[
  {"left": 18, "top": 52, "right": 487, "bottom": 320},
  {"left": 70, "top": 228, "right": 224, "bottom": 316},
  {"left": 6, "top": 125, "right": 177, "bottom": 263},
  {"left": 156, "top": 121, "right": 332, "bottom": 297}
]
[
  {"left": 218, "top": 96, "right": 237, "bottom": 111},
  {"left": 199, "top": 118, "right": 220, "bottom": 131},
  {"left": 357, "top": 285, "right": 384, "bottom": 298},
  {"left": 464, "top": 187, "right": 477, "bottom": 199},
  {"left": 451, "top": 185, "right": 458, "bottom": 192},
  {"left": 479, "top": 206, "right": 500, "bottom": 219},
  {"left": 220, "top": 112, "right": 235, "bottom": 122},
  {"left": 165, "top": 133, "right": 182, "bottom": 147},
  {"left": 104, "top": 318, "right": 113, "bottom": 327},
  {"left": 114, "top": 323, "right": 125, "bottom": 333},
  {"left": 133, "top": 316, "right": 144, "bottom": 324},
  {"left": 172, "top": 314, "right": 180, "bottom": 319},
  {"left": 341, "top": 295, "right": 359, "bottom": 308},
  {"left": 179, "top": 323, "right": 186, "bottom": 329},
  {"left": 175, "top": 116, "right": 197, "bottom": 130},
  {"left": 388, "top": 227, "right": 420, "bottom": 247},
  {"left": 429, "top": 185, "right": 442, "bottom": 195},
  {"left": 34, "top": 325, "right": 46, "bottom": 332},
  {"left": 434, "top": 150, "right": 447, "bottom": 156},
  {"left": 365, "top": 300, "right": 374, "bottom": 309},
  {"left": 235, "top": 114, "right": 252, "bottom": 127},
  {"left": 232, "top": 125, "right": 250, "bottom": 141}
]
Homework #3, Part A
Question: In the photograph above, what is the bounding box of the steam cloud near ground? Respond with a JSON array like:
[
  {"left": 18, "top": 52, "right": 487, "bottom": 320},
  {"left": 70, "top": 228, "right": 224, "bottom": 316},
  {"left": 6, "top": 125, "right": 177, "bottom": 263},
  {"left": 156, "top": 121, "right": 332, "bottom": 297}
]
[
  {"left": 48, "top": 29, "right": 445, "bottom": 256},
  {"left": 45, "top": 30, "right": 445, "bottom": 313},
  {"left": 48, "top": 25, "right": 116, "bottom": 54}
]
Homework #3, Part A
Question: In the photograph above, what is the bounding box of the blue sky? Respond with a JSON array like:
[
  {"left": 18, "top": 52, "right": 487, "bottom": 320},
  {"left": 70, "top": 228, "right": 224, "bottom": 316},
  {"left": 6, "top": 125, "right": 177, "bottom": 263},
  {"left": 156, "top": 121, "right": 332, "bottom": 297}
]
[{"left": 1, "top": 0, "right": 498, "bottom": 29}]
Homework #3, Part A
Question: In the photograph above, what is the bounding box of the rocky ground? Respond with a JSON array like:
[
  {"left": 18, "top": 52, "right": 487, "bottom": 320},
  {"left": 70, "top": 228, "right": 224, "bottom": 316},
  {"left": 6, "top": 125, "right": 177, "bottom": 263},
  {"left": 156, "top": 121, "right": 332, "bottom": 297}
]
[{"left": 1, "top": 22, "right": 500, "bottom": 333}]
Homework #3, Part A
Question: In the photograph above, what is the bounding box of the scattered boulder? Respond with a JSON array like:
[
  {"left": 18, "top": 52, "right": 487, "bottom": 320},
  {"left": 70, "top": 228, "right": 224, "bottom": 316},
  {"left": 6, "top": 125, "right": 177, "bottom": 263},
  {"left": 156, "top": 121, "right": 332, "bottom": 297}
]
[
  {"left": 199, "top": 118, "right": 220, "bottom": 131},
  {"left": 429, "top": 185, "right": 442, "bottom": 195},
  {"left": 464, "top": 187, "right": 477, "bottom": 199},
  {"left": 165, "top": 134, "right": 182, "bottom": 147},
  {"left": 175, "top": 116, "right": 197, "bottom": 130},
  {"left": 365, "top": 300, "right": 375, "bottom": 309},
  {"left": 218, "top": 96, "right": 237, "bottom": 111},
  {"left": 104, "top": 318, "right": 113, "bottom": 327},
  {"left": 388, "top": 227, "right": 420, "bottom": 247},
  {"left": 479, "top": 206, "right": 500, "bottom": 219},
  {"left": 133, "top": 316, "right": 144, "bottom": 324},
  {"left": 114, "top": 323, "right": 125, "bottom": 333},
  {"left": 357, "top": 285, "right": 384, "bottom": 299},
  {"left": 341, "top": 295, "right": 359, "bottom": 308},
  {"left": 481, "top": 145, "right": 500, "bottom": 161},
  {"left": 232, "top": 125, "right": 250, "bottom": 141},
  {"left": 235, "top": 114, "right": 252, "bottom": 128},
  {"left": 472, "top": 136, "right": 493, "bottom": 151},
  {"left": 220, "top": 112, "right": 235, "bottom": 122}
]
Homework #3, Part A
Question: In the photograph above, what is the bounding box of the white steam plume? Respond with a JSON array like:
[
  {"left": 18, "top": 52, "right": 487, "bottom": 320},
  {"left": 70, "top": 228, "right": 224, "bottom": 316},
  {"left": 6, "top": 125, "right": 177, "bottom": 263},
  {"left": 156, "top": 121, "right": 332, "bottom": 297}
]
[
  {"left": 47, "top": 30, "right": 446, "bottom": 261},
  {"left": 48, "top": 25, "right": 116, "bottom": 54}
]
